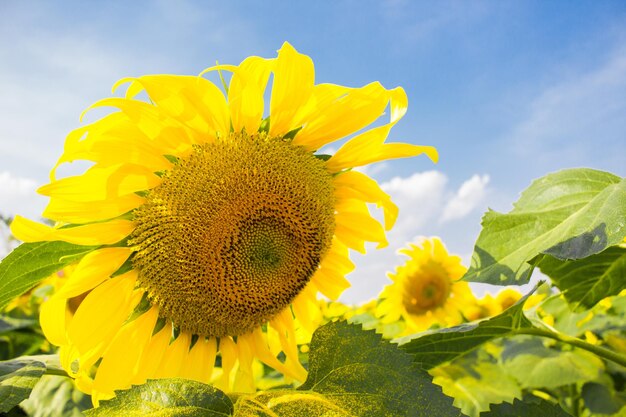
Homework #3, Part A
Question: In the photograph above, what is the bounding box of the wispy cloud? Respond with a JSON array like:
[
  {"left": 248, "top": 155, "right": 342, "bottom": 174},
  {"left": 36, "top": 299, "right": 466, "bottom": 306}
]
[
  {"left": 507, "top": 41, "right": 626, "bottom": 170},
  {"left": 441, "top": 174, "right": 490, "bottom": 222},
  {"left": 341, "top": 170, "right": 490, "bottom": 303}
]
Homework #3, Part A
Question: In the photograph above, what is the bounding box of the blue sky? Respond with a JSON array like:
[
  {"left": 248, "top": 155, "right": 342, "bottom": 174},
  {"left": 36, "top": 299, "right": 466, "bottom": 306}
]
[{"left": 1, "top": 1, "right": 625, "bottom": 302}]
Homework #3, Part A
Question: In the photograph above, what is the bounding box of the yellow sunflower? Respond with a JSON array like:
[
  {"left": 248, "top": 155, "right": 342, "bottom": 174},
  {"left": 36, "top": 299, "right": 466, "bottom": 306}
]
[
  {"left": 464, "top": 293, "right": 501, "bottom": 321},
  {"left": 10, "top": 43, "right": 437, "bottom": 403},
  {"left": 377, "top": 237, "right": 473, "bottom": 333}
]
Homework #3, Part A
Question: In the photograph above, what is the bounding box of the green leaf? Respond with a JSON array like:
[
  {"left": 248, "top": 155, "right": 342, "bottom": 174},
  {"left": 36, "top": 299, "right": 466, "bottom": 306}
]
[
  {"left": 238, "top": 321, "right": 461, "bottom": 416},
  {"left": 0, "top": 358, "right": 46, "bottom": 412},
  {"left": 85, "top": 379, "right": 234, "bottom": 416},
  {"left": 20, "top": 375, "right": 91, "bottom": 417},
  {"left": 0, "top": 331, "right": 48, "bottom": 361},
  {"left": 19, "top": 355, "right": 67, "bottom": 376},
  {"left": 398, "top": 292, "right": 534, "bottom": 369},
  {"left": 480, "top": 398, "right": 571, "bottom": 417},
  {"left": 465, "top": 168, "right": 625, "bottom": 285},
  {"left": 538, "top": 246, "right": 626, "bottom": 311},
  {"left": 502, "top": 341, "right": 603, "bottom": 389},
  {"left": 581, "top": 382, "right": 626, "bottom": 415},
  {"left": 432, "top": 360, "right": 522, "bottom": 417},
  {"left": 0, "top": 316, "right": 39, "bottom": 334},
  {"left": 0, "top": 241, "right": 96, "bottom": 311}
]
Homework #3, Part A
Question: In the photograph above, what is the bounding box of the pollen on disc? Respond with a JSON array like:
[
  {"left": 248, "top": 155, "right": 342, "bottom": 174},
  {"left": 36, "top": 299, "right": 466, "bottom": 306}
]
[{"left": 130, "top": 132, "right": 336, "bottom": 338}]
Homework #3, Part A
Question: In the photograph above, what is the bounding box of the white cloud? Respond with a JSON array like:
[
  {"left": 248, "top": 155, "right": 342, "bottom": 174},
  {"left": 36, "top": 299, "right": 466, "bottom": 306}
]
[
  {"left": 382, "top": 171, "right": 448, "bottom": 231},
  {"left": 340, "top": 170, "right": 490, "bottom": 303},
  {"left": 441, "top": 174, "right": 490, "bottom": 222},
  {"left": 0, "top": 171, "right": 44, "bottom": 219}
]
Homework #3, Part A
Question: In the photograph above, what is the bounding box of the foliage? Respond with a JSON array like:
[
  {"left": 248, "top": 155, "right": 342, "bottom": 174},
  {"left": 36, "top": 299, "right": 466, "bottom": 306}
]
[
  {"left": 88, "top": 321, "right": 461, "bottom": 416},
  {"left": 464, "top": 168, "right": 625, "bottom": 285},
  {"left": 0, "top": 167, "right": 624, "bottom": 416}
]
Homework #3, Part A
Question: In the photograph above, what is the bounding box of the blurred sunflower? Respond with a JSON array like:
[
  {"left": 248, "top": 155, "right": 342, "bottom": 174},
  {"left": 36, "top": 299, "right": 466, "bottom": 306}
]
[
  {"left": 377, "top": 237, "right": 473, "bottom": 332},
  {"left": 464, "top": 294, "right": 500, "bottom": 322},
  {"left": 10, "top": 42, "right": 437, "bottom": 402},
  {"left": 466, "top": 288, "right": 546, "bottom": 321}
]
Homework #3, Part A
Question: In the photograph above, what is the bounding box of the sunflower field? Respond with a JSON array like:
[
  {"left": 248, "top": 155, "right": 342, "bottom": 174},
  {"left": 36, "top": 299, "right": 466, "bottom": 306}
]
[{"left": 0, "top": 44, "right": 625, "bottom": 417}]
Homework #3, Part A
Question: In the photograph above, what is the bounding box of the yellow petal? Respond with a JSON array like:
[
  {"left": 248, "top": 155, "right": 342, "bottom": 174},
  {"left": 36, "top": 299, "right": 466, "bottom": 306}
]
[
  {"left": 51, "top": 113, "right": 171, "bottom": 181},
  {"left": 242, "top": 328, "right": 301, "bottom": 382},
  {"left": 40, "top": 295, "right": 68, "bottom": 346},
  {"left": 228, "top": 56, "right": 273, "bottom": 133},
  {"left": 233, "top": 336, "right": 255, "bottom": 393},
  {"left": 59, "top": 344, "right": 80, "bottom": 377},
  {"left": 125, "top": 75, "right": 230, "bottom": 137},
  {"left": 326, "top": 87, "right": 438, "bottom": 172},
  {"left": 54, "top": 248, "right": 131, "bottom": 299},
  {"left": 154, "top": 332, "right": 191, "bottom": 379},
  {"left": 334, "top": 170, "right": 398, "bottom": 230},
  {"left": 43, "top": 194, "right": 144, "bottom": 224},
  {"left": 92, "top": 306, "right": 159, "bottom": 395},
  {"left": 217, "top": 336, "right": 238, "bottom": 392},
  {"left": 269, "top": 42, "right": 315, "bottom": 137},
  {"left": 311, "top": 268, "right": 351, "bottom": 301},
  {"left": 81, "top": 97, "right": 197, "bottom": 151},
  {"left": 270, "top": 309, "right": 307, "bottom": 382},
  {"left": 40, "top": 164, "right": 160, "bottom": 202},
  {"left": 319, "top": 238, "right": 355, "bottom": 275},
  {"left": 131, "top": 321, "right": 172, "bottom": 384},
  {"left": 291, "top": 285, "right": 320, "bottom": 335},
  {"left": 179, "top": 337, "right": 217, "bottom": 384},
  {"left": 335, "top": 200, "right": 387, "bottom": 253},
  {"left": 68, "top": 272, "right": 138, "bottom": 360},
  {"left": 292, "top": 82, "right": 390, "bottom": 151},
  {"left": 10, "top": 215, "right": 134, "bottom": 245}
]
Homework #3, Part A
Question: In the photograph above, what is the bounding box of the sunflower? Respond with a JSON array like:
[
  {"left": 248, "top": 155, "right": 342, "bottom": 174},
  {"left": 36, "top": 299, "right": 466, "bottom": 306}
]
[
  {"left": 464, "top": 293, "right": 501, "bottom": 321},
  {"left": 10, "top": 43, "right": 437, "bottom": 403},
  {"left": 376, "top": 237, "right": 473, "bottom": 332}
]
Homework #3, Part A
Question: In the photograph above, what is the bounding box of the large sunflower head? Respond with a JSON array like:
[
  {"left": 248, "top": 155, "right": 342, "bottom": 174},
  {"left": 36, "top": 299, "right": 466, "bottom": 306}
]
[
  {"left": 11, "top": 42, "right": 437, "bottom": 403},
  {"left": 377, "top": 237, "right": 473, "bottom": 332}
]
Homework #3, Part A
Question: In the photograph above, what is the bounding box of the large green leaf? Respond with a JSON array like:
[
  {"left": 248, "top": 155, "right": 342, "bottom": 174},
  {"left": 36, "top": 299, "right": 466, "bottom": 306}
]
[
  {"left": 236, "top": 321, "right": 461, "bottom": 416},
  {"left": 398, "top": 292, "right": 534, "bottom": 369},
  {"left": 538, "top": 246, "right": 626, "bottom": 311},
  {"left": 480, "top": 398, "right": 571, "bottom": 417},
  {"left": 0, "top": 242, "right": 96, "bottom": 311},
  {"left": 85, "top": 379, "right": 234, "bottom": 416},
  {"left": 293, "top": 321, "right": 460, "bottom": 416},
  {"left": 465, "top": 168, "right": 625, "bottom": 285},
  {"left": 0, "top": 358, "right": 46, "bottom": 412}
]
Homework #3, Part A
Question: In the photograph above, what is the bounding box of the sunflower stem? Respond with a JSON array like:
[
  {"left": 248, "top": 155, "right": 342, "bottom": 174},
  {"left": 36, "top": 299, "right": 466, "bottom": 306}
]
[{"left": 515, "top": 327, "right": 626, "bottom": 368}]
